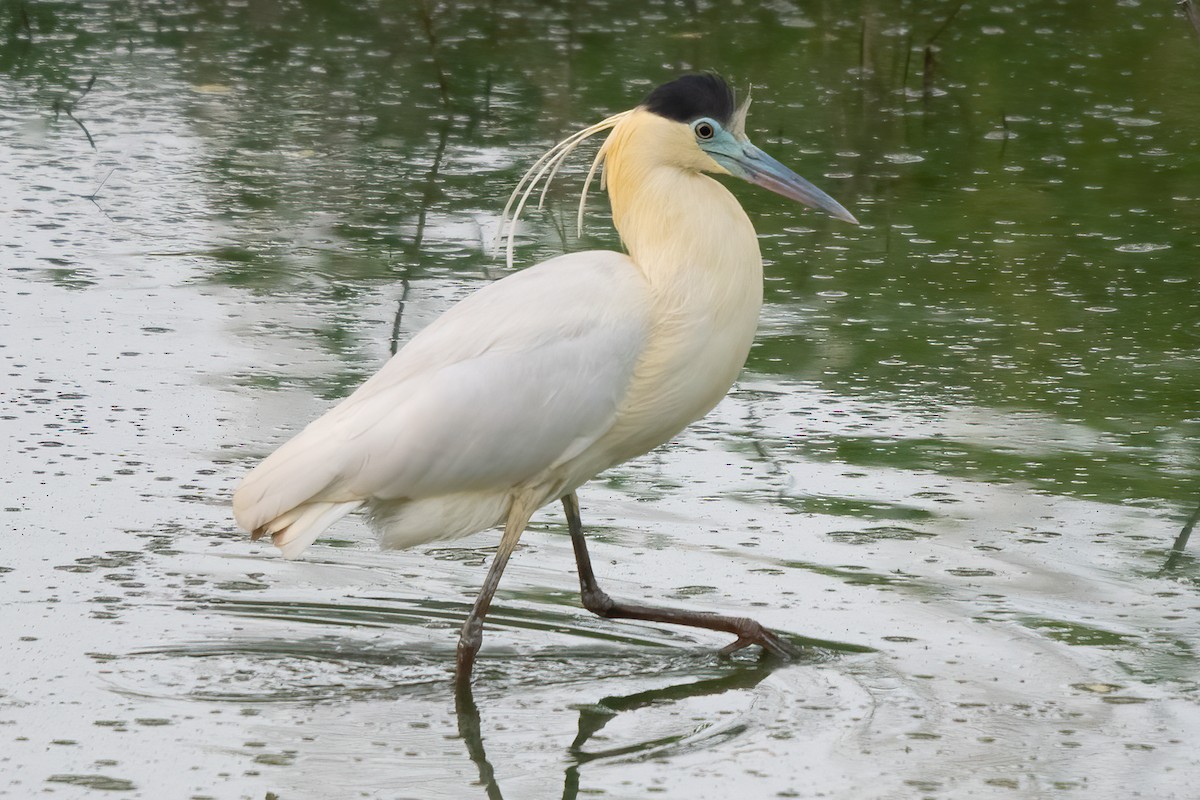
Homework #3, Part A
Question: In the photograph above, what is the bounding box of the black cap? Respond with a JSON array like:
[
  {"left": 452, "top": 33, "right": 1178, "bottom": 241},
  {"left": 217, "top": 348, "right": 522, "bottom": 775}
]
[{"left": 642, "top": 74, "right": 735, "bottom": 126}]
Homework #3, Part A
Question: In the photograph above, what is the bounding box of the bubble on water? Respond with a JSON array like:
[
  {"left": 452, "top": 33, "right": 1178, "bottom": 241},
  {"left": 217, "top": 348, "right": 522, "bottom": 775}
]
[
  {"left": 883, "top": 153, "right": 925, "bottom": 164},
  {"left": 1114, "top": 242, "right": 1170, "bottom": 253},
  {"left": 1112, "top": 117, "right": 1158, "bottom": 127}
]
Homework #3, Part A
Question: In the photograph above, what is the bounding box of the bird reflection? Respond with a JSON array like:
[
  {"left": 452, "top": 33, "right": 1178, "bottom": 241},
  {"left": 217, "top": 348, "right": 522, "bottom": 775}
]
[
  {"left": 455, "top": 685, "right": 505, "bottom": 800},
  {"left": 1159, "top": 499, "right": 1198, "bottom": 573},
  {"left": 454, "top": 659, "right": 780, "bottom": 800}
]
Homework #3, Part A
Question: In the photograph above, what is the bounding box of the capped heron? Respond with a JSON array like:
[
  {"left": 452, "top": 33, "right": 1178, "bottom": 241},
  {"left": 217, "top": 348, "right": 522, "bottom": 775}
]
[{"left": 233, "top": 74, "right": 857, "bottom": 685}]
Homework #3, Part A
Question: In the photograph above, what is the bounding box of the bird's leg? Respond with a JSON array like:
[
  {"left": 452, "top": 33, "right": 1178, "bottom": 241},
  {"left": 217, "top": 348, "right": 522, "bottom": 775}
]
[
  {"left": 456, "top": 494, "right": 536, "bottom": 690},
  {"left": 561, "top": 492, "right": 800, "bottom": 660}
]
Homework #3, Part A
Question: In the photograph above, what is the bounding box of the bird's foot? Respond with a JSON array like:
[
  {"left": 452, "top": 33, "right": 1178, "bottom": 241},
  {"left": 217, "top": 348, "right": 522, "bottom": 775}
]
[{"left": 718, "top": 623, "right": 801, "bottom": 661}]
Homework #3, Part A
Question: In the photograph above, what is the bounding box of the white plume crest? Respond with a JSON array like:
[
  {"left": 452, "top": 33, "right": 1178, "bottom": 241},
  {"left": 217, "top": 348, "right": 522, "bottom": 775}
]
[
  {"left": 496, "top": 109, "right": 633, "bottom": 269},
  {"left": 732, "top": 84, "right": 752, "bottom": 140}
]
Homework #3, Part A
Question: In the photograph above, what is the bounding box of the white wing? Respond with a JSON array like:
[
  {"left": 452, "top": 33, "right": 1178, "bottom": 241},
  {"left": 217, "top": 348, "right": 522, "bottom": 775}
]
[{"left": 233, "top": 249, "right": 650, "bottom": 540}]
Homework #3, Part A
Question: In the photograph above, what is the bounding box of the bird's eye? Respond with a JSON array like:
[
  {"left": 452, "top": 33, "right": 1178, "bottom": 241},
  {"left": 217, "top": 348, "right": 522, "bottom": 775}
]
[{"left": 693, "top": 120, "right": 715, "bottom": 140}]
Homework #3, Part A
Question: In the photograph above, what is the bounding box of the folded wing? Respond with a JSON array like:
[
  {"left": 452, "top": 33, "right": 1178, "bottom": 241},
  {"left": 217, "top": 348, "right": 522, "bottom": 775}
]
[{"left": 232, "top": 250, "right": 650, "bottom": 555}]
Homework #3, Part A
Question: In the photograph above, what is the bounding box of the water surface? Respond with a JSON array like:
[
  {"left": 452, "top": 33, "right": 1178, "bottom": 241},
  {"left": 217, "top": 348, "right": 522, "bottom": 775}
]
[{"left": 2, "top": 1, "right": 1198, "bottom": 798}]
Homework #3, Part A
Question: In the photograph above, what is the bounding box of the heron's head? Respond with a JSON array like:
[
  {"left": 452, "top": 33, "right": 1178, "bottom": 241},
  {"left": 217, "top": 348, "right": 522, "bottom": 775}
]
[
  {"left": 498, "top": 73, "right": 856, "bottom": 266},
  {"left": 638, "top": 74, "right": 857, "bottom": 224}
]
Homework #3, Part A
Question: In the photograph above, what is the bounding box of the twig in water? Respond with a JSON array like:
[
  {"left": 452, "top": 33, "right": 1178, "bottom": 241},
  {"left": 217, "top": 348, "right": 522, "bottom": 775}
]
[
  {"left": 1161, "top": 497, "right": 1199, "bottom": 572},
  {"left": 74, "top": 72, "right": 96, "bottom": 104},
  {"left": 417, "top": 0, "right": 451, "bottom": 109},
  {"left": 17, "top": 2, "right": 32, "bottom": 37},
  {"left": 53, "top": 74, "right": 97, "bottom": 149},
  {"left": 927, "top": 0, "right": 966, "bottom": 47},
  {"left": 391, "top": 113, "right": 453, "bottom": 353},
  {"left": 66, "top": 108, "right": 96, "bottom": 148},
  {"left": 87, "top": 167, "right": 115, "bottom": 200},
  {"left": 923, "top": 0, "right": 966, "bottom": 99},
  {"left": 922, "top": 46, "right": 936, "bottom": 98},
  {"left": 85, "top": 167, "right": 117, "bottom": 222},
  {"left": 1172, "top": 499, "right": 1199, "bottom": 554},
  {"left": 389, "top": 277, "right": 412, "bottom": 356},
  {"left": 412, "top": 118, "right": 452, "bottom": 255}
]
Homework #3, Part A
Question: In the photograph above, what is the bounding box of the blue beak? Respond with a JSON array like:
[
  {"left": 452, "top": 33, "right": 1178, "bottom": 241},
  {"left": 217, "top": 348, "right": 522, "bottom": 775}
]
[{"left": 705, "top": 138, "right": 858, "bottom": 225}]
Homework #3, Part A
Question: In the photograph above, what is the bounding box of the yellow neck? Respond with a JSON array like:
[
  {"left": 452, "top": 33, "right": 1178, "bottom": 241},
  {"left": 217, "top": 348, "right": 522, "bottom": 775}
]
[
  {"left": 562, "top": 109, "right": 768, "bottom": 471},
  {"left": 602, "top": 109, "right": 764, "bottom": 301}
]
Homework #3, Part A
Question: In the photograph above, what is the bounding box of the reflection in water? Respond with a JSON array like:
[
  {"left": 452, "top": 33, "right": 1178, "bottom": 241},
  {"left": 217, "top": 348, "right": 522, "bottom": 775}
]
[
  {"left": 1160, "top": 499, "right": 1200, "bottom": 572},
  {"left": 455, "top": 686, "right": 506, "bottom": 800},
  {"left": 388, "top": 114, "right": 451, "bottom": 354},
  {"left": 1174, "top": 500, "right": 1200, "bottom": 552},
  {"left": 51, "top": 72, "right": 97, "bottom": 148},
  {"left": 565, "top": 664, "right": 776, "bottom": 762},
  {"left": 455, "top": 661, "right": 780, "bottom": 800}
]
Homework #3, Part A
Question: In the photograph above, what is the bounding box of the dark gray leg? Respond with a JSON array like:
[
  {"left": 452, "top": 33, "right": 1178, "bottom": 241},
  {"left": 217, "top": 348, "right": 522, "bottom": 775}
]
[
  {"left": 561, "top": 492, "right": 799, "bottom": 659},
  {"left": 456, "top": 495, "right": 535, "bottom": 690}
]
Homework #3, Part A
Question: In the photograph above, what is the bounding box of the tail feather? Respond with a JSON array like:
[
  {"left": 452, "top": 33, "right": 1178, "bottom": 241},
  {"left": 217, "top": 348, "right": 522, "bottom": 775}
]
[
  {"left": 253, "top": 500, "right": 364, "bottom": 559},
  {"left": 232, "top": 422, "right": 362, "bottom": 558}
]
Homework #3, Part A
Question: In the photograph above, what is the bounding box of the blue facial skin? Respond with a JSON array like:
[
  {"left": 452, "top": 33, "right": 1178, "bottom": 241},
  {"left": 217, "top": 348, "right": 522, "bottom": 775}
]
[{"left": 692, "top": 117, "right": 858, "bottom": 225}]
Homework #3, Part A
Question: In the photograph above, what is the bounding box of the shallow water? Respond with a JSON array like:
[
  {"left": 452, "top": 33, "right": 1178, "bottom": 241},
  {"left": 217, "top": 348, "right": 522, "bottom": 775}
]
[{"left": 2, "top": 1, "right": 1199, "bottom": 798}]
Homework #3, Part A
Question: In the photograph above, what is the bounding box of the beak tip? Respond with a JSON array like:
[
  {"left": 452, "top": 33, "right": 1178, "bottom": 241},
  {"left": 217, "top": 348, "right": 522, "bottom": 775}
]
[{"left": 821, "top": 202, "right": 858, "bottom": 225}]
